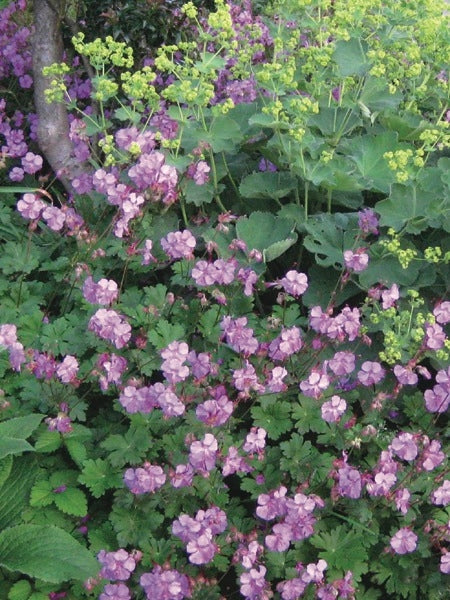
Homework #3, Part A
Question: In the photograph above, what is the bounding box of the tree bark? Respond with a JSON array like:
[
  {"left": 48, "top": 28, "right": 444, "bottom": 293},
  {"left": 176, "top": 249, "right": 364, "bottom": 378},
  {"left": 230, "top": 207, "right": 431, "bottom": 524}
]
[{"left": 32, "top": 0, "right": 83, "bottom": 193}]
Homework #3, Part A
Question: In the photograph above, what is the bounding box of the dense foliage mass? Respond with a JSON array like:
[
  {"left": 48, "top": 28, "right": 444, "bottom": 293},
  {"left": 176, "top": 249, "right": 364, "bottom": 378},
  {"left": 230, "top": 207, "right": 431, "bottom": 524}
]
[{"left": 0, "top": 0, "right": 449, "bottom": 599}]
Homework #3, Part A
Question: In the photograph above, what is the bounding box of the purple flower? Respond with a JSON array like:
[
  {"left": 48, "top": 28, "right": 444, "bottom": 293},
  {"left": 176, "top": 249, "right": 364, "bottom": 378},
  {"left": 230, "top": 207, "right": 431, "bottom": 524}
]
[
  {"left": 21, "top": 151, "right": 43, "bottom": 174},
  {"left": 256, "top": 486, "right": 288, "bottom": 520},
  {"left": 265, "top": 522, "right": 292, "bottom": 552},
  {"left": 394, "top": 488, "right": 411, "bottom": 514},
  {"left": 140, "top": 565, "right": 190, "bottom": 600},
  {"left": 381, "top": 283, "right": 399, "bottom": 309},
  {"left": 431, "top": 480, "right": 450, "bottom": 506},
  {"left": 160, "top": 340, "right": 190, "bottom": 384},
  {"left": 424, "top": 367, "right": 450, "bottom": 413},
  {"left": 97, "top": 353, "right": 127, "bottom": 391},
  {"left": 98, "top": 549, "right": 138, "bottom": 581},
  {"left": 232, "top": 361, "right": 264, "bottom": 396},
  {"left": 160, "top": 230, "right": 196, "bottom": 260},
  {"left": 328, "top": 351, "right": 356, "bottom": 376},
  {"left": 321, "top": 395, "right": 347, "bottom": 423},
  {"left": 195, "top": 395, "right": 233, "bottom": 426},
  {"left": 123, "top": 462, "right": 166, "bottom": 495},
  {"left": 357, "top": 361, "right": 385, "bottom": 386},
  {"left": 433, "top": 300, "right": 450, "bottom": 324},
  {"left": 189, "top": 433, "right": 218, "bottom": 474},
  {"left": 240, "top": 566, "right": 269, "bottom": 600},
  {"left": 243, "top": 427, "right": 266, "bottom": 454},
  {"left": 221, "top": 316, "right": 259, "bottom": 355},
  {"left": 338, "top": 465, "right": 362, "bottom": 499},
  {"left": 419, "top": 438, "right": 445, "bottom": 471},
  {"left": 42, "top": 206, "right": 66, "bottom": 231},
  {"left": 170, "top": 464, "right": 194, "bottom": 488},
  {"left": 389, "top": 432, "right": 418, "bottom": 461},
  {"left": 222, "top": 446, "right": 252, "bottom": 476},
  {"left": 393, "top": 365, "right": 418, "bottom": 385},
  {"left": 266, "top": 365, "right": 288, "bottom": 392},
  {"left": 358, "top": 208, "right": 379, "bottom": 235},
  {"left": 300, "top": 369, "right": 330, "bottom": 399},
  {"left": 279, "top": 270, "right": 308, "bottom": 296},
  {"left": 88, "top": 309, "right": 132, "bottom": 349},
  {"left": 187, "top": 160, "right": 210, "bottom": 184},
  {"left": 83, "top": 276, "right": 119, "bottom": 305},
  {"left": 390, "top": 528, "right": 418, "bottom": 554},
  {"left": 424, "top": 323, "right": 446, "bottom": 350},
  {"left": 99, "top": 583, "right": 131, "bottom": 600},
  {"left": 186, "top": 529, "right": 217, "bottom": 564},
  {"left": 343, "top": 249, "right": 369, "bottom": 272},
  {"left": 56, "top": 355, "right": 79, "bottom": 383},
  {"left": 268, "top": 326, "right": 303, "bottom": 361},
  {"left": 17, "top": 193, "right": 45, "bottom": 220},
  {"left": 277, "top": 577, "right": 307, "bottom": 600},
  {"left": 440, "top": 553, "right": 450, "bottom": 574}
]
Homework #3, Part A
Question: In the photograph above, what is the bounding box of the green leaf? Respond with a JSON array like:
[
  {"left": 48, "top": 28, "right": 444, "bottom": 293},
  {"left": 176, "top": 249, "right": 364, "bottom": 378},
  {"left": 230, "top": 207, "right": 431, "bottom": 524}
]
[
  {"left": 239, "top": 172, "right": 297, "bottom": 200},
  {"left": 251, "top": 397, "right": 292, "bottom": 440},
  {"left": 375, "top": 183, "right": 446, "bottom": 234},
  {"left": 0, "top": 414, "right": 44, "bottom": 458},
  {"left": 0, "top": 524, "right": 98, "bottom": 583},
  {"left": 7, "top": 580, "right": 32, "bottom": 600},
  {"left": 79, "top": 459, "right": 122, "bottom": 498},
  {"left": 0, "top": 455, "right": 39, "bottom": 529},
  {"left": 303, "top": 213, "right": 358, "bottom": 269},
  {"left": 147, "top": 319, "right": 185, "bottom": 350},
  {"left": 30, "top": 480, "right": 54, "bottom": 508},
  {"left": 64, "top": 439, "right": 87, "bottom": 466},
  {"left": 183, "top": 179, "right": 215, "bottom": 206},
  {"left": 101, "top": 426, "right": 151, "bottom": 467},
  {"left": 33, "top": 429, "right": 62, "bottom": 453},
  {"left": 54, "top": 487, "right": 88, "bottom": 517},
  {"left": 292, "top": 396, "right": 328, "bottom": 434},
  {"left": 310, "top": 525, "right": 370, "bottom": 580},
  {"left": 359, "top": 77, "right": 402, "bottom": 112},
  {"left": 263, "top": 235, "right": 298, "bottom": 262},
  {"left": 333, "top": 37, "right": 369, "bottom": 76},
  {"left": 0, "top": 242, "right": 40, "bottom": 275},
  {"left": 236, "top": 212, "right": 296, "bottom": 255},
  {"left": 345, "top": 131, "right": 399, "bottom": 192}
]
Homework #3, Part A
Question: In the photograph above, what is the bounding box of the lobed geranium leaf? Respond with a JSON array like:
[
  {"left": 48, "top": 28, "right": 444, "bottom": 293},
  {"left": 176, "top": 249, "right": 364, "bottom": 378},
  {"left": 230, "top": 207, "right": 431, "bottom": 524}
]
[{"left": 79, "top": 458, "right": 122, "bottom": 498}]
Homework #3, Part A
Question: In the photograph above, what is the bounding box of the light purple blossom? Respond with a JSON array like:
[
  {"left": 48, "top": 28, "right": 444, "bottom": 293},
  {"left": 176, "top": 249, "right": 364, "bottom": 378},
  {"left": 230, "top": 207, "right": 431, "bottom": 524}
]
[
  {"left": 381, "top": 283, "right": 399, "bottom": 309},
  {"left": 186, "top": 529, "right": 217, "bottom": 564},
  {"left": 42, "top": 206, "right": 66, "bottom": 231},
  {"left": 160, "top": 230, "right": 196, "bottom": 260},
  {"left": 160, "top": 340, "right": 190, "bottom": 384},
  {"left": 321, "top": 395, "right": 347, "bottom": 422},
  {"left": 123, "top": 462, "right": 166, "bottom": 495},
  {"left": 300, "top": 369, "right": 330, "bottom": 399},
  {"left": 390, "top": 528, "right": 418, "bottom": 554},
  {"left": 21, "top": 151, "right": 42, "bottom": 174},
  {"left": 266, "top": 365, "right": 288, "bottom": 393},
  {"left": 393, "top": 364, "right": 418, "bottom": 385},
  {"left": 189, "top": 433, "right": 218, "bottom": 474},
  {"left": 140, "top": 565, "right": 190, "bottom": 600},
  {"left": 88, "top": 309, "right": 132, "bottom": 349},
  {"left": 357, "top": 361, "right": 385, "bottom": 386},
  {"left": 338, "top": 465, "right": 362, "bottom": 499},
  {"left": 170, "top": 464, "right": 194, "bottom": 488},
  {"left": 243, "top": 427, "right": 266, "bottom": 454},
  {"left": 222, "top": 446, "right": 252, "bottom": 476},
  {"left": 419, "top": 438, "right": 445, "bottom": 471},
  {"left": 433, "top": 301, "right": 450, "bottom": 324},
  {"left": 389, "top": 432, "right": 418, "bottom": 461},
  {"left": 344, "top": 249, "right": 369, "bottom": 272},
  {"left": 221, "top": 316, "right": 259, "bottom": 355},
  {"left": 83, "top": 276, "right": 119, "bottom": 305},
  {"left": 279, "top": 270, "right": 308, "bottom": 296},
  {"left": 196, "top": 395, "right": 233, "bottom": 426},
  {"left": 187, "top": 160, "right": 210, "bottom": 184},
  {"left": 268, "top": 326, "right": 302, "bottom": 361},
  {"left": 98, "top": 549, "right": 138, "bottom": 581},
  {"left": 358, "top": 208, "right": 379, "bottom": 234},
  {"left": 232, "top": 361, "right": 264, "bottom": 396},
  {"left": 256, "top": 486, "right": 288, "bottom": 520},
  {"left": 440, "top": 553, "right": 450, "bottom": 574},
  {"left": 424, "top": 323, "right": 446, "bottom": 350},
  {"left": 17, "top": 193, "right": 45, "bottom": 220},
  {"left": 240, "top": 565, "right": 269, "bottom": 600},
  {"left": 394, "top": 488, "right": 411, "bottom": 514},
  {"left": 99, "top": 583, "right": 131, "bottom": 600},
  {"left": 431, "top": 480, "right": 450, "bottom": 506},
  {"left": 56, "top": 355, "right": 79, "bottom": 383},
  {"left": 328, "top": 351, "right": 356, "bottom": 376}
]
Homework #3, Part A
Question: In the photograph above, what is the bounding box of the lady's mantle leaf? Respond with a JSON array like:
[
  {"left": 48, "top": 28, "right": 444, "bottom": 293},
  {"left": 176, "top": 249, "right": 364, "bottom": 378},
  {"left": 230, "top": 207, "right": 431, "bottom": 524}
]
[{"left": 0, "top": 524, "right": 98, "bottom": 583}]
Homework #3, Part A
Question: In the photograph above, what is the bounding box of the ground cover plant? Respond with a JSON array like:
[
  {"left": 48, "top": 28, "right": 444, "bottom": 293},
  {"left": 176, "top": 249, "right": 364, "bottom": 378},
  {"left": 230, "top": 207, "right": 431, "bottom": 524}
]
[{"left": 0, "top": 0, "right": 449, "bottom": 598}]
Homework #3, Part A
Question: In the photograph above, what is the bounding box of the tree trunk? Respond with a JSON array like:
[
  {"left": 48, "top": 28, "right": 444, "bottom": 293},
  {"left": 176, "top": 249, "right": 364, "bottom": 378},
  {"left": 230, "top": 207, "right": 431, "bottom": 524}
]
[{"left": 32, "top": 0, "right": 82, "bottom": 193}]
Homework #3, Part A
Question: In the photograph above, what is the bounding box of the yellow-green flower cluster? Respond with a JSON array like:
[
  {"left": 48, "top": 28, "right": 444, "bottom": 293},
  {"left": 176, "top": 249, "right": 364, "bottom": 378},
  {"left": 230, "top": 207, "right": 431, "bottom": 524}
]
[
  {"left": 92, "top": 76, "right": 119, "bottom": 102},
  {"left": 42, "top": 63, "right": 70, "bottom": 103},
  {"left": 383, "top": 149, "right": 418, "bottom": 183},
  {"left": 380, "top": 229, "right": 418, "bottom": 269},
  {"left": 121, "top": 68, "right": 159, "bottom": 109},
  {"left": 181, "top": 1, "right": 198, "bottom": 20},
  {"left": 72, "top": 33, "right": 134, "bottom": 70}
]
